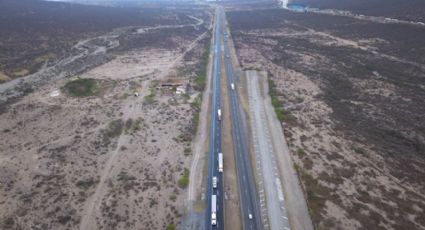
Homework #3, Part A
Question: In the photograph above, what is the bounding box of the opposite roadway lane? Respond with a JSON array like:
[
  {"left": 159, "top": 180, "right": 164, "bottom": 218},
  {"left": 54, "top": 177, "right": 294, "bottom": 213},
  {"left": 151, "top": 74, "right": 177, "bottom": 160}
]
[{"left": 222, "top": 8, "right": 263, "bottom": 230}]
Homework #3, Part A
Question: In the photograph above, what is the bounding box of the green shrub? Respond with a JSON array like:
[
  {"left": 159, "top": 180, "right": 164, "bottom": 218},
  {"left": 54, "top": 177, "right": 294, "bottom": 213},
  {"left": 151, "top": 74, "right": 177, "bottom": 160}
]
[
  {"left": 144, "top": 88, "right": 156, "bottom": 104},
  {"left": 297, "top": 148, "right": 306, "bottom": 158},
  {"left": 194, "top": 73, "right": 207, "bottom": 91},
  {"left": 101, "top": 119, "right": 124, "bottom": 145},
  {"left": 268, "top": 78, "right": 297, "bottom": 124},
  {"left": 184, "top": 147, "right": 192, "bottom": 156},
  {"left": 178, "top": 168, "right": 190, "bottom": 188},
  {"left": 75, "top": 177, "right": 98, "bottom": 190},
  {"left": 169, "top": 194, "right": 177, "bottom": 202},
  {"left": 64, "top": 78, "right": 97, "bottom": 97},
  {"left": 166, "top": 224, "right": 176, "bottom": 230}
]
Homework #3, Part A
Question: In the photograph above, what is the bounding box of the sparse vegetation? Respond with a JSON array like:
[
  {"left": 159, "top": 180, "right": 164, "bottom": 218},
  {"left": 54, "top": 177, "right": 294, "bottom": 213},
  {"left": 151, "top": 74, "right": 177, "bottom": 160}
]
[
  {"left": 268, "top": 78, "right": 297, "bottom": 124},
  {"left": 190, "top": 94, "right": 202, "bottom": 135},
  {"left": 76, "top": 177, "right": 99, "bottom": 190},
  {"left": 194, "top": 73, "right": 207, "bottom": 91},
  {"left": 228, "top": 8, "right": 425, "bottom": 229},
  {"left": 101, "top": 119, "right": 124, "bottom": 145},
  {"left": 124, "top": 118, "right": 142, "bottom": 134},
  {"left": 169, "top": 194, "right": 177, "bottom": 202},
  {"left": 144, "top": 88, "right": 156, "bottom": 104},
  {"left": 184, "top": 147, "right": 192, "bottom": 156},
  {"left": 193, "top": 45, "right": 210, "bottom": 91},
  {"left": 166, "top": 223, "right": 176, "bottom": 230},
  {"left": 0, "top": 1, "right": 212, "bottom": 229},
  {"left": 297, "top": 148, "right": 306, "bottom": 158},
  {"left": 177, "top": 168, "right": 190, "bottom": 188}
]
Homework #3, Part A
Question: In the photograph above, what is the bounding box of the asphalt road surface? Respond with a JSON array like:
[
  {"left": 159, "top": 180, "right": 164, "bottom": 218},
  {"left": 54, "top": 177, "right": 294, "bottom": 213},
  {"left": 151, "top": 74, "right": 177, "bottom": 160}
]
[
  {"left": 205, "top": 7, "right": 224, "bottom": 230},
  {"left": 221, "top": 9, "right": 263, "bottom": 230}
]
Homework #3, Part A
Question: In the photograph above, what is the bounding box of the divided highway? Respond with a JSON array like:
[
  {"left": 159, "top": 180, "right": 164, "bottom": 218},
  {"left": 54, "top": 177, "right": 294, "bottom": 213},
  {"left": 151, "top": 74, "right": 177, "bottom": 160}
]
[
  {"left": 221, "top": 9, "right": 263, "bottom": 230},
  {"left": 205, "top": 7, "right": 263, "bottom": 230},
  {"left": 205, "top": 7, "right": 224, "bottom": 230}
]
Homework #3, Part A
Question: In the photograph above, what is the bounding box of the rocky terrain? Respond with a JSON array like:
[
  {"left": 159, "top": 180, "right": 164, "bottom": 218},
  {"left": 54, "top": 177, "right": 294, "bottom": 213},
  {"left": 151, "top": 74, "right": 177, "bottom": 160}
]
[{"left": 228, "top": 8, "right": 425, "bottom": 230}]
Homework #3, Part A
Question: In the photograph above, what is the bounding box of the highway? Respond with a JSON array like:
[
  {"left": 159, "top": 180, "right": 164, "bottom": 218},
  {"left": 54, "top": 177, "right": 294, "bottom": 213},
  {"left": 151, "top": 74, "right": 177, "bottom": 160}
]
[
  {"left": 221, "top": 9, "right": 263, "bottom": 230},
  {"left": 205, "top": 7, "right": 263, "bottom": 230},
  {"left": 205, "top": 7, "right": 224, "bottom": 230}
]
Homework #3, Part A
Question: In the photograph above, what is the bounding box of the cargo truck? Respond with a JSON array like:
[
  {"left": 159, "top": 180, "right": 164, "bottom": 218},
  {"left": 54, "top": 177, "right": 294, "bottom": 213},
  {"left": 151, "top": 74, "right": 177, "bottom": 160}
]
[
  {"left": 218, "top": 153, "right": 223, "bottom": 172},
  {"left": 213, "top": 176, "right": 218, "bottom": 189},
  {"left": 211, "top": 195, "right": 217, "bottom": 225}
]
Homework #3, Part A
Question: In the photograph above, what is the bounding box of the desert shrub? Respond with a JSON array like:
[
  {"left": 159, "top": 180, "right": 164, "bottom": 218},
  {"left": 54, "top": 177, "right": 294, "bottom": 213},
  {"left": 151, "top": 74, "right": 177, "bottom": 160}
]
[
  {"left": 190, "top": 94, "right": 202, "bottom": 110},
  {"left": 64, "top": 78, "right": 97, "bottom": 97},
  {"left": 75, "top": 177, "right": 98, "bottom": 190},
  {"left": 169, "top": 194, "right": 177, "bottom": 202},
  {"left": 124, "top": 117, "right": 142, "bottom": 134},
  {"left": 184, "top": 147, "right": 192, "bottom": 156},
  {"left": 57, "top": 215, "right": 72, "bottom": 225},
  {"left": 194, "top": 73, "right": 207, "bottom": 91},
  {"left": 297, "top": 148, "right": 306, "bottom": 158},
  {"left": 300, "top": 170, "right": 329, "bottom": 224},
  {"left": 118, "top": 171, "right": 139, "bottom": 191},
  {"left": 189, "top": 94, "right": 202, "bottom": 135},
  {"left": 178, "top": 168, "right": 189, "bottom": 188},
  {"left": 125, "top": 118, "right": 133, "bottom": 133},
  {"left": 144, "top": 88, "right": 156, "bottom": 104},
  {"left": 193, "top": 44, "right": 210, "bottom": 91},
  {"left": 268, "top": 78, "right": 298, "bottom": 124},
  {"left": 166, "top": 224, "right": 176, "bottom": 230},
  {"left": 132, "top": 118, "right": 142, "bottom": 131},
  {"left": 101, "top": 119, "right": 124, "bottom": 145}
]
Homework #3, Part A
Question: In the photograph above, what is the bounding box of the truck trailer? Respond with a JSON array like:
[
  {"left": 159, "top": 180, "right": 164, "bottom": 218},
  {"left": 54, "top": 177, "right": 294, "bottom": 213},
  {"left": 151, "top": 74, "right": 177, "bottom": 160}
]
[
  {"left": 218, "top": 153, "right": 223, "bottom": 172},
  {"left": 211, "top": 195, "right": 217, "bottom": 225}
]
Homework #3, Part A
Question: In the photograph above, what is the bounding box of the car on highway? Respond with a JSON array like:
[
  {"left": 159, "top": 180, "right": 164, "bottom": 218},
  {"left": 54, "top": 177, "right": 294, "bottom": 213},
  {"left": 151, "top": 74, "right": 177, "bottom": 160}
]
[
  {"left": 248, "top": 214, "right": 253, "bottom": 220},
  {"left": 226, "top": 55, "right": 230, "bottom": 58}
]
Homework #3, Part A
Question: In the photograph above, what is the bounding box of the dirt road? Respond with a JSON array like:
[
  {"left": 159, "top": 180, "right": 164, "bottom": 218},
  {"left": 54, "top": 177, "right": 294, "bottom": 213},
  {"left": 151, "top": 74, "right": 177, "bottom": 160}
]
[
  {"left": 79, "top": 23, "right": 210, "bottom": 230},
  {"left": 246, "top": 70, "right": 313, "bottom": 230}
]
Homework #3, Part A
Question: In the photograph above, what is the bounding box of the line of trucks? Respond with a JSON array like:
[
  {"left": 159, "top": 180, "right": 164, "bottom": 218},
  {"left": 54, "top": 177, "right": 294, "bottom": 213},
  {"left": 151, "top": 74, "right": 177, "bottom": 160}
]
[
  {"left": 211, "top": 152, "right": 223, "bottom": 226},
  {"left": 211, "top": 82, "right": 234, "bottom": 226}
]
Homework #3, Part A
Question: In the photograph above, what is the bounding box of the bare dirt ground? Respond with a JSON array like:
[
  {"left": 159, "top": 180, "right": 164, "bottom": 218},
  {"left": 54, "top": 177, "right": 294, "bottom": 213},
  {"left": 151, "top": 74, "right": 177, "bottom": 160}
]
[
  {"left": 228, "top": 8, "right": 425, "bottom": 230},
  {"left": 246, "top": 70, "right": 313, "bottom": 230},
  {"left": 0, "top": 4, "right": 213, "bottom": 229}
]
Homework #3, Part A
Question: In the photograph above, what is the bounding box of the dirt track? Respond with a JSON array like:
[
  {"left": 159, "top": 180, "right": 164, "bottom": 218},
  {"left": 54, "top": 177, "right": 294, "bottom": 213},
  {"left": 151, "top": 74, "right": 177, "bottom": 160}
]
[{"left": 0, "top": 8, "right": 213, "bottom": 229}]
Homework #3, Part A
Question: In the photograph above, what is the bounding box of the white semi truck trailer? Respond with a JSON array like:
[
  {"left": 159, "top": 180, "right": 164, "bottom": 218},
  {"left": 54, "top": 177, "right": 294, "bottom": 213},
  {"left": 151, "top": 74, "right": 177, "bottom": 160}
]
[
  {"left": 218, "top": 153, "right": 223, "bottom": 172},
  {"left": 211, "top": 195, "right": 217, "bottom": 225}
]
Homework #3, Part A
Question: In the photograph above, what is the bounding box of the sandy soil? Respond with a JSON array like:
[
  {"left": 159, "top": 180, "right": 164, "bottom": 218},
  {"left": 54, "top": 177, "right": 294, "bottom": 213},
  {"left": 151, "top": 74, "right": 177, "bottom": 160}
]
[
  {"left": 246, "top": 70, "right": 313, "bottom": 230},
  {"left": 0, "top": 19, "right": 211, "bottom": 229},
  {"left": 228, "top": 9, "right": 425, "bottom": 230}
]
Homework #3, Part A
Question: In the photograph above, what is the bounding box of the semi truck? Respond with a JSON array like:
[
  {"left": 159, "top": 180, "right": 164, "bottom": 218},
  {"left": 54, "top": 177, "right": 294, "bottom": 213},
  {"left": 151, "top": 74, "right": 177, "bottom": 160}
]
[
  {"left": 213, "top": 176, "right": 218, "bottom": 189},
  {"left": 211, "top": 195, "right": 217, "bottom": 225},
  {"left": 218, "top": 109, "right": 222, "bottom": 121},
  {"left": 218, "top": 153, "right": 223, "bottom": 172}
]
